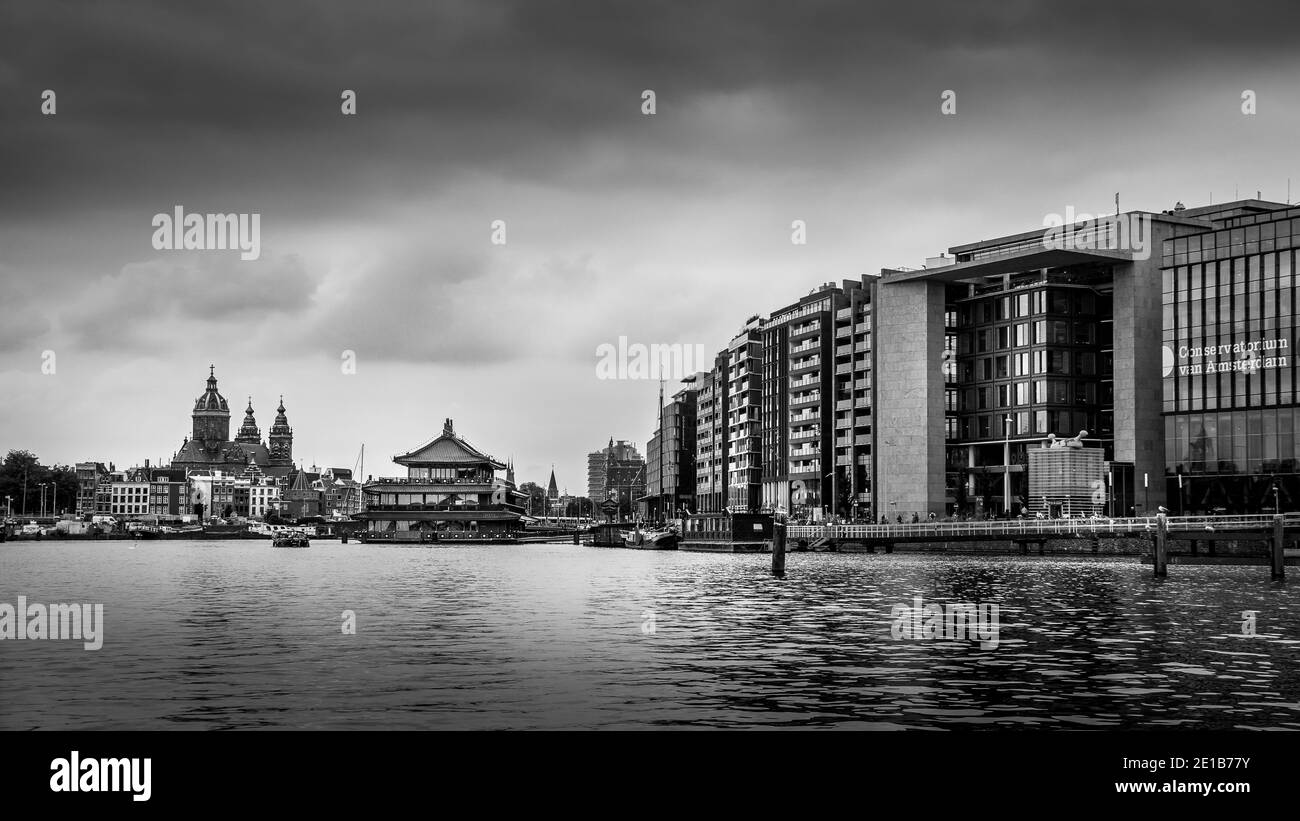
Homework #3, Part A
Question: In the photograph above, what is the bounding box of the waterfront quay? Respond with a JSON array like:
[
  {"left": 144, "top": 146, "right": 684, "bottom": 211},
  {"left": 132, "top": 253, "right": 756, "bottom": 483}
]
[{"left": 784, "top": 513, "right": 1300, "bottom": 575}]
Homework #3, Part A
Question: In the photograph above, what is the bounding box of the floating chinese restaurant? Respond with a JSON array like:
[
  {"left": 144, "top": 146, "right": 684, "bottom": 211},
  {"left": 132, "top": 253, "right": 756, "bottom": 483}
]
[{"left": 358, "top": 418, "right": 526, "bottom": 543}]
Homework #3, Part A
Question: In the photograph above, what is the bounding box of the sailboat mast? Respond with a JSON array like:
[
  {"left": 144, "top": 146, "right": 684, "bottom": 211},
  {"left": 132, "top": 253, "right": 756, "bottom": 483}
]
[{"left": 658, "top": 379, "right": 665, "bottom": 523}]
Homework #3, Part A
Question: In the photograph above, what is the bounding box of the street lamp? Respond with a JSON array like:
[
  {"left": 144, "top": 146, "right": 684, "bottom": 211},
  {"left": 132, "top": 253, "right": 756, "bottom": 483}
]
[
  {"left": 1003, "top": 414, "right": 1015, "bottom": 517},
  {"left": 38, "top": 483, "right": 47, "bottom": 518},
  {"left": 1143, "top": 472, "right": 1149, "bottom": 517}
]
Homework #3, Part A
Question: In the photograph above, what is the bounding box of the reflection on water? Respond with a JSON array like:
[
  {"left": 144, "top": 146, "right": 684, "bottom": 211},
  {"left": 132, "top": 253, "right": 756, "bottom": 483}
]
[{"left": 1, "top": 541, "right": 1297, "bottom": 729}]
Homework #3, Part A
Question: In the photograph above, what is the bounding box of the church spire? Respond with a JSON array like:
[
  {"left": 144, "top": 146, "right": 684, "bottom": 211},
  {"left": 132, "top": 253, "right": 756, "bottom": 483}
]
[
  {"left": 235, "top": 395, "right": 261, "bottom": 444},
  {"left": 268, "top": 394, "right": 293, "bottom": 465}
]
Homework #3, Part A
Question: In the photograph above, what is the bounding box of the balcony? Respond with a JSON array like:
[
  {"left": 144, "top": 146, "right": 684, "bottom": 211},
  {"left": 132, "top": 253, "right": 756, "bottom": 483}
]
[
  {"left": 789, "top": 341, "right": 819, "bottom": 355},
  {"left": 835, "top": 398, "right": 853, "bottom": 411},
  {"left": 836, "top": 324, "right": 853, "bottom": 338},
  {"left": 855, "top": 434, "right": 872, "bottom": 445},
  {"left": 855, "top": 341, "right": 871, "bottom": 352},
  {"left": 835, "top": 362, "right": 854, "bottom": 375},
  {"left": 836, "top": 456, "right": 854, "bottom": 466},
  {"left": 855, "top": 395, "right": 871, "bottom": 408},
  {"left": 836, "top": 344, "right": 853, "bottom": 357},
  {"left": 836, "top": 307, "right": 853, "bottom": 320},
  {"left": 789, "top": 412, "right": 817, "bottom": 424},
  {"left": 789, "top": 429, "right": 818, "bottom": 441},
  {"left": 790, "top": 321, "right": 820, "bottom": 337},
  {"left": 790, "top": 357, "right": 820, "bottom": 373},
  {"left": 789, "top": 393, "right": 821, "bottom": 407},
  {"left": 790, "top": 376, "right": 819, "bottom": 390},
  {"left": 854, "top": 322, "right": 871, "bottom": 334},
  {"left": 854, "top": 378, "right": 870, "bottom": 390}
]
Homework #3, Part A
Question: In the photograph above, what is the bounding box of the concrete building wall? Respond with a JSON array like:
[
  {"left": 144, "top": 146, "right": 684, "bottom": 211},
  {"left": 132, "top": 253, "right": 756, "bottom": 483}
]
[
  {"left": 1112, "top": 229, "right": 1171, "bottom": 512},
  {"left": 876, "top": 279, "right": 947, "bottom": 517}
]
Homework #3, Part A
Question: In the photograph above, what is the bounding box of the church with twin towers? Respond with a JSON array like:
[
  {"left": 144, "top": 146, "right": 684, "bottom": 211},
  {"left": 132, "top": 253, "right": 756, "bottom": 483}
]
[{"left": 170, "top": 366, "right": 297, "bottom": 478}]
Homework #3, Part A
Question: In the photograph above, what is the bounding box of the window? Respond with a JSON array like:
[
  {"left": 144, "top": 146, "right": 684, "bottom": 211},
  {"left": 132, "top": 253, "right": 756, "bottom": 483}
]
[
  {"left": 996, "top": 356, "right": 1009, "bottom": 378},
  {"left": 1015, "top": 323, "right": 1029, "bottom": 346},
  {"left": 1048, "top": 351, "right": 1070, "bottom": 374},
  {"left": 1016, "top": 381, "right": 1030, "bottom": 405},
  {"left": 997, "top": 326, "right": 1010, "bottom": 349},
  {"left": 1014, "top": 352, "right": 1031, "bottom": 376},
  {"left": 1034, "top": 320, "right": 1046, "bottom": 344}
]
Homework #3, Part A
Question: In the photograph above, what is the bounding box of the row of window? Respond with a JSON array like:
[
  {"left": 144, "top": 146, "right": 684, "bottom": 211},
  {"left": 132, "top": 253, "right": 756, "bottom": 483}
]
[
  {"left": 956, "top": 379, "right": 1107, "bottom": 411},
  {"left": 961, "top": 349, "right": 1108, "bottom": 380},
  {"left": 959, "top": 320, "right": 1102, "bottom": 354},
  {"left": 957, "top": 289, "right": 1102, "bottom": 325},
  {"left": 1164, "top": 220, "right": 1300, "bottom": 267},
  {"left": 1166, "top": 408, "right": 1300, "bottom": 475},
  {"left": 952, "top": 410, "right": 1110, "bottom": 441}
]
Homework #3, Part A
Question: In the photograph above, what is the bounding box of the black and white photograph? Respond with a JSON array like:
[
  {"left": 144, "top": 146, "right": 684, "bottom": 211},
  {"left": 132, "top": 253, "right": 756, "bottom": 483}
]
[{"left": 1, "top": 0, "right": 1297, "bottom": 806}]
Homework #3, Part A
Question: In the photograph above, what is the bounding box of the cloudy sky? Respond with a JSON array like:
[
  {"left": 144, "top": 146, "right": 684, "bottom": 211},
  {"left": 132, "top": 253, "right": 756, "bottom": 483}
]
[{"left": 2, "top": 0, "right": 1299, "bottom": 490}]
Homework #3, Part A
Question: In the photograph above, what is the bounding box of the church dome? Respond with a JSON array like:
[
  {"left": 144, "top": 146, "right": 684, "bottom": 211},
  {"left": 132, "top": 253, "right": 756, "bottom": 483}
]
[{"left": 194, "top": 366, "right": 230, "bottom": 413}]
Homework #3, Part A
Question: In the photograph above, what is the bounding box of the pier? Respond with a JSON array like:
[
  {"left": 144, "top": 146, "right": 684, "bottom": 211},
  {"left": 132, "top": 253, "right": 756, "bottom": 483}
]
[{"left": 787, "top": 514, "right": 1300, "bottom": 576}]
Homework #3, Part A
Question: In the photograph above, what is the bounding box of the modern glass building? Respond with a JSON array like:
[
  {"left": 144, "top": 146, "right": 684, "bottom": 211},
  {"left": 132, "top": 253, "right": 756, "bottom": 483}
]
[{"left": 1161, "top": 200, "right": 1300, "bottom": 513}]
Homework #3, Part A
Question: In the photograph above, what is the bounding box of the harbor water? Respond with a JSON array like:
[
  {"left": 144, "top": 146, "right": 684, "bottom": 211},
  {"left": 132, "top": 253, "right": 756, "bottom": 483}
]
[{"left": 1, "top": 540, "right": 1298, "bottom": 730}]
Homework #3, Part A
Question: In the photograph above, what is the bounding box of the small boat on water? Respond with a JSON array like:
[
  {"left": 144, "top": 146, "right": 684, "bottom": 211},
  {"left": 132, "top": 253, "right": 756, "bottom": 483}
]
[
  {"left": 622, "top": 525, "right": 679, "bottom": 550},
  {"left": 272, "top": 531, "right": 310, "bottom": 548}
]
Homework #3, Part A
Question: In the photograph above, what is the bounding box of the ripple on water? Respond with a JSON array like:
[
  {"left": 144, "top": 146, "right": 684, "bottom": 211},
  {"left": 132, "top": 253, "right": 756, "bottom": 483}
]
[{"left": 1, "top": 543, "right": 1297, "bottom": 729}]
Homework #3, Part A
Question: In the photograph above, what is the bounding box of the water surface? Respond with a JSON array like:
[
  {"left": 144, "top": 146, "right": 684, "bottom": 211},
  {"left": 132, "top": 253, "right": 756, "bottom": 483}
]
[{"left": 1, "top": 540, "right": 1297, "bottom": 729}]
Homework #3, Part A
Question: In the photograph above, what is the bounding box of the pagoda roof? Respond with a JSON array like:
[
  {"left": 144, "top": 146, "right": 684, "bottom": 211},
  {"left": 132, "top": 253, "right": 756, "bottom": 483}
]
[{"left": 393, "top": 418, "right": 505, "bottom": 469}]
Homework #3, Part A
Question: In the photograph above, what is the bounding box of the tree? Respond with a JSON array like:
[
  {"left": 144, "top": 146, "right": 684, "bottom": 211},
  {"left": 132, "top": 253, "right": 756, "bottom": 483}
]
[
  {"left": 565, "top": 497, "right": 594, "bottom": 518},
  {"left": 0, "top": 450, "right": 79, "bottom": 518},
  {"left": 516, "top": 482, "right": 547, "bottom": 516}
]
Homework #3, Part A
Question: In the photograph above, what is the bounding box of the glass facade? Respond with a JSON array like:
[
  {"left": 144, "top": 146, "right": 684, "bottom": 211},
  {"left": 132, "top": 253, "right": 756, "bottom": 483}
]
[
  {"left": 1162, "top": 206, "right": 1300, "bottom": 512},
  {"left": 947, "top": 270, "right": 1114, "bottom": 515}
]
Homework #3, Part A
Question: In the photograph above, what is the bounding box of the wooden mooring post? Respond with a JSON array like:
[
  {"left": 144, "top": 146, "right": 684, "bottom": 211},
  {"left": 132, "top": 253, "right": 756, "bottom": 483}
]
[
  {"left": 1271, "top": 514, "right": 1285, "bottom": 580},
  {"left": 1153, "top": 513, "right": 1168, "bottom": 577},
  {"left": 771, "top": 521, "right": 787, "bottom": 578}
]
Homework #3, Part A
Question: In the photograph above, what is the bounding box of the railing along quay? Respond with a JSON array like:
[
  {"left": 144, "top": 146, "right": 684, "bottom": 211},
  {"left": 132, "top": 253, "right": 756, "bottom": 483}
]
[
  {"left": 785, "top": 513, "right": 1299, "bottom": 579},
  {"left": 787, "top": 513, "right": 1300, "bottom": 542}
]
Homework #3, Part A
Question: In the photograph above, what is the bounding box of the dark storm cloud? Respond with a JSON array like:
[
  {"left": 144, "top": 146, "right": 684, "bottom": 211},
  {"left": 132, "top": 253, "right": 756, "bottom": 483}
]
[{"left": 4, "top": 0, "right": 1296, "bottom": 222}]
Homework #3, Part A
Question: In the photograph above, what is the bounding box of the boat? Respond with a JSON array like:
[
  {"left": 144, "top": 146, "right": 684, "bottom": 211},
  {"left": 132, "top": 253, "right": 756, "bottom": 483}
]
[
  {"left": 678, "top": 511, "right": 775, "bottom": 552},
  {"left": 272, "top": 531, "right": 310, "bottom": 548},
  {"left": 623, "top": 525, "right": 678, "bottom": 549}
]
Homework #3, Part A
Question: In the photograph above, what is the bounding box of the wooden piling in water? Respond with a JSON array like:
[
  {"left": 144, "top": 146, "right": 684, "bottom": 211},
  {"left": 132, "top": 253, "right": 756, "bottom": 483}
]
[
  {"left": 1154, "top": 513, "right": 1168, "bottom": 577},
  {"left": 1271, "top": 514, "right": 1285, "bottom": 580},
  {"left": 771, "top": 521, "right": 787, "bottom": 578}
]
